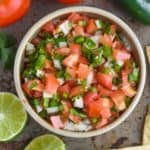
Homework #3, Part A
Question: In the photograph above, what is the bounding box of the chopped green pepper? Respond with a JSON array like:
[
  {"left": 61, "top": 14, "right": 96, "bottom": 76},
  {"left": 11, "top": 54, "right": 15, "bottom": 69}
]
[
  {"left": 74, "top": 35, "right": 85, "bottom": 44},
  {"left": 70, "top": 108, "right": 87, "bottom": 119},
  {"left": 35, "top": 55, "right": 46, "bottom": 70},
  {"left": 84, "top": 38, "right": 97, "bottom": 50},
  {"left": 43, "top": 98, "right": 50, "bottom": 108},
  {"left": 128, "top": 67, "right": 139, "bottom": 83},
  {"left": 102, "top": 45, "right": 112, "bottom": 58}
]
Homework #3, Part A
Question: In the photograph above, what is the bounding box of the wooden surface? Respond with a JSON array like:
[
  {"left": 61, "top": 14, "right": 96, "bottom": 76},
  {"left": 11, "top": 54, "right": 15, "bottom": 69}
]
[{"left": 0, "top": 0, "right": 150, "bottom": 150}]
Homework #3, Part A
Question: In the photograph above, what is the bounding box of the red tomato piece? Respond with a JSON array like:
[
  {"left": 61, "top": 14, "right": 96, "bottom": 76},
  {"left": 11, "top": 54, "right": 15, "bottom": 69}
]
[
  {"left": 84, "top": 92, "right": 99, "bottom": 106},
  {"left": 110, "top": 24, "right": 117, "bottom": 34},
  {"left": 79, "top": 56, "right": 88, "bottom": 65},
  {"left": 96, "top": 118, "right": 108, "bottom": 129},
  {"left": 122, "top": 85, "right": 136, "bottom": 98},
  {"left": 87, "top": 100, "right": 101, "bottom": 118},
  {"left": 74, "top": 25, "right": 85, "bottom": 36},
  {"left": 63, "top": 54, "right": 79, "bottom": 68},
  {"left": 100, "top": 34, "right": 113, "bottom": 47},
  {"left": 22, "top": 80, "right": 44, "bottom": 96},
  {"left": 97, "top": 72, "right": 113, "bottom": 90},
  {"left": 68, "top": 12, "right": 82, "bottom": 23},
  {"left": 45, "top": 73, "right": 59, "bottom": 94},
  {"left": 44, "top": 59, "right": 54, "bottom": 71},
  {"left": 50, "top": 115, "right": 64, "bottom": 129},
  {"left": 97, "top": 85, "right": 112, "bottom": 97},
  {"left": 57, "top": 83, "right": 71, "bottom": 95},
  {"left": 66, "top": 67, "right": 77, "bottom": 78},
  {"left": 57, "top": 47, "right": 70, "bottom": 56},
  {"left": 77, "top": 63, "right": 90, "bottom": 80},
  {"left": 69, "top": 43, "right": 82, "bottom": 55},
  {"left": 69, "top": 114, "right": 81, "bottom": 123},
  {"left": 70, "top": 86, "right": 83, "bottom": 97},
  {"left": 42, "top": 21, "right": 55, "bottom": 33},
  {"left": 110, "top": 90, "right": 126, "bottom": 111},
  {"left": 31, "top": 37, "right": 41, "bottom": 46},
  {"left": 86, "top": 19, "right": 97, "bottom": 34},
  {"left": 45, "top": 43, "right": 53, "bottom": 54},
  {"left": 113, "top": 49, "right": 131, "bottom": 61}
]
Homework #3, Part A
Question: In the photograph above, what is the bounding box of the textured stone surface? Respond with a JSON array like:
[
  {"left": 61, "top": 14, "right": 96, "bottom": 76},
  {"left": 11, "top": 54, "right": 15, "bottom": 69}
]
[{"left": 0, "top": 0, "right": 150, "bottom": 150}]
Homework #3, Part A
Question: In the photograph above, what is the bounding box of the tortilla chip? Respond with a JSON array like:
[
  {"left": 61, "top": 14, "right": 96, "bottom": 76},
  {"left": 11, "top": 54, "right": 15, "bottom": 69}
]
[
  {"left": 143, "top": 105, "right": 150, "bottom": 145},
  {"left": 146, "top": 46, "right": 150, "bottom": 64}
]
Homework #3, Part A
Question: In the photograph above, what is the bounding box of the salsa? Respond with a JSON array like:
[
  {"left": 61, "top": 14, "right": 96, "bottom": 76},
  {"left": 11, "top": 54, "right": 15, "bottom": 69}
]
[{"left": 22, "top": 13, "right": 139, "bottom": 131}]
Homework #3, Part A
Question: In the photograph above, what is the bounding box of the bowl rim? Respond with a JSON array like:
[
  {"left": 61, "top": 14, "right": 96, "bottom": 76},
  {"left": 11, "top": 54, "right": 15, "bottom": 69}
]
[{"left": 14, "top": 6, "right": 146, "bottom": 138}]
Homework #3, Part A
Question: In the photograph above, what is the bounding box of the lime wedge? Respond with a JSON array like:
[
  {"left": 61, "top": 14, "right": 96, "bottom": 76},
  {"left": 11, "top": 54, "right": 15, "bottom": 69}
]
[
  {"left": 25, "top": 134, "right": 66, "bottom": 150},
  {"left": 0, "top": 92, "right": 27, "bottom": 141}
]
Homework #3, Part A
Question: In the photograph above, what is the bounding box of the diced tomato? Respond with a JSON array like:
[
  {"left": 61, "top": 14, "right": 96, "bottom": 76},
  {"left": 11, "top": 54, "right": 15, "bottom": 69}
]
[
  {"left": 121, "top": 70, "right": 129, "bottom": 86},
  {"left": 100, "top": 34, "right": 113, "bottom": 47},
  {"left": 79, "top": 56, "right": 88, "bottom": 64},
  {"left": 69, "top": 114, "right": 81, "bottom": 123},
  {"left": 31, "top": 91, "right": 42, "bottom": 98},
  {"left": 122, "top": 85, "right": 136, "bottom": 98},
  {"left": 99, "top": 98, "right": 112, "bottom": 118},
  {"left": 22, "top": 82, "right": 32, "bottom": 96},
  {"left": 45, "top": 73, "right": 59, "bottom": 94},
  {"left": 110, "top": 90, "right": 126, "bottom": 111},
  {"left": 97, "top": 85, "right": 112, "bottom": 97},
  {"left": 63, "top": 54, "right": 79, "bottom": 68},
  {"left": 44, "top": 59, "right": 54, "bottom": 71},
  {"left": 113, "top": 49, "right": 131, "bottom": 61},
  {"left": 110, "top": 24, "right": 117, "bottom": 34},
  {"left": 77, "top": 63, "right": 90, "bottom": 80},
  {"left": 86, "top": 19, "right": 97, "bottom": 34},
  {"left": 112, "top": 40, "right": 124, "bottom": 49},
  {"left": 31, "top": 37, "right": 41, "bottom": 46},
  {"left": 45, "top": 43, "right": 53, "bottom": 54},
  {"left": 84, "top": 92, "right": 99, "bottom": 106},
  {"left": 50, "top": 116, "right": 64, "bottom": 129},
  {"left": 70, "top": 86, "right": 83, "bottom": 97},
  {"left": 97, "top": 72, "right": 113, "bottom": 90},
  {"left": 66, "top": 67, "right": 77, "bottom": 78},
  {"left": 65, "top": 80, "right": 76, "bottom": 88},
  {"left": 57, "top": 83, "right": 71, "bottom": 95},
  {"left": 61, "top": 101, "right": 72, "bottom": 122},
  {"left": 96, "top": 118, "right": 108, "bottom": 129},
  {"left": 68, "top": 13, "right": 82, "bottom": 23},
  {"left": 100, "top": 107, "right": 111, "bottom": 119},
  {"left": 87, "top": 100, "right": 101, "bottom": 118},
  {"left": 80, "top": 15, "right": 89, "bottom": 23},
  {"left": 69, "top": 43, "right": 82, "bottom": 55},
  {"left": 42, "top": 21, "right": 55, "bottom": 33},
  {"left": 22, "top": 80, "right": 44, "bottom": 97},
  {"left": 74, "top": 25, "right": 85, "bottom": 36},
  {"left": 57, "top": 47, "right": 70, "bottom": 56},
  {"left": 121, "top": 70, "right": 136, "bottom": 97}
]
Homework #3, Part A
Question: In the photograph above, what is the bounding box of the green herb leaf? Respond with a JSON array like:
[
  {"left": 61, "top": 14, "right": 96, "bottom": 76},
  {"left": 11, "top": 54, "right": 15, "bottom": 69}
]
[
  {"left": 70, "top": 108, "right": 87, "bottom": 119},
  {"left": 0, "top": 32, "right": 17, "bottom": 70},
  {"left": 128, "top": 67, "right": 139, "bottom": 83},
  {"left": 74, "top": 35, "right": 85, "bottom": 44},
  {"left": 102, "top": 45, "right": 112, "bottom": 58},
  {"left": 84, "top": 38, "right": 96, "bottom": 50}
]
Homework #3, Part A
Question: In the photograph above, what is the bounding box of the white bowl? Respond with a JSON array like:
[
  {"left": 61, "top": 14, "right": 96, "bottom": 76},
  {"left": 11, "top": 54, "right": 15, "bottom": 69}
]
[{"left": 14, "top": 6, "right": 146, "bottom": 138}]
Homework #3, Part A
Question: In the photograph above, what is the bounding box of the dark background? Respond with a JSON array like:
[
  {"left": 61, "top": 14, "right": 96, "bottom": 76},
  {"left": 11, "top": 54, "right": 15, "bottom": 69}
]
[{"left": 0, "top": 0, "right": 150, "bottom": 149}]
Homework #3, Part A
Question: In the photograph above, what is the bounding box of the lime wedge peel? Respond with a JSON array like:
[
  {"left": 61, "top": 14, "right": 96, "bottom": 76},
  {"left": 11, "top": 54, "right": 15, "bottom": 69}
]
[
  {"left": 0, "top": 92, "right": 27, "bottom": 142},
  {"left": 25, "top": 134, "right": 66, "bottom": 150}
]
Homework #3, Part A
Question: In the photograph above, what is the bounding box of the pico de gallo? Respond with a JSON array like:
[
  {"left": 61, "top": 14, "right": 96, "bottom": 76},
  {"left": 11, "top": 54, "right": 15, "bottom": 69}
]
[{"left": 22, "top": 13, "right": 139, "bottom": 131}]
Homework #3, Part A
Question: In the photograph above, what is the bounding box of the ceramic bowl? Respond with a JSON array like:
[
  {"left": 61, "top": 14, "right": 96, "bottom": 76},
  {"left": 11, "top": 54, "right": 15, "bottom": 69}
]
[{"left": 14, "top": 6, "right": 146, "bottom": 138}]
